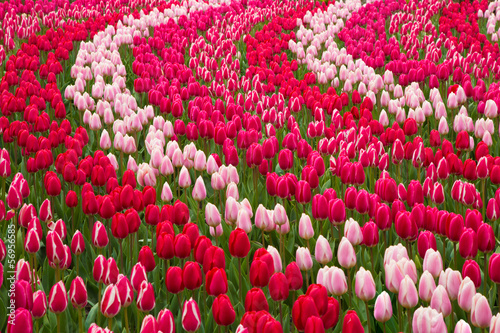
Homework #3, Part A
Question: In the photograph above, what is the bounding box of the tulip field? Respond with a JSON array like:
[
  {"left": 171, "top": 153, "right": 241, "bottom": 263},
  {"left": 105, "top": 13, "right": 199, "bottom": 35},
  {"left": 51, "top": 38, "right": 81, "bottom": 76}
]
[{"left": 4, "top": 0, "right": 500, "bottom": 331}]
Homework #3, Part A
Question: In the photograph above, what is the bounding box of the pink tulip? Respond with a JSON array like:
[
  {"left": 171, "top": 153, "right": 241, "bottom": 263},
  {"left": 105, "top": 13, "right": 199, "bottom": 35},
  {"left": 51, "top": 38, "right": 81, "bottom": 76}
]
[
  {"left": 298, "top": 214, "right": 314, "bottom": 240},
  {"left": 337, "top": 237, "right": 356, "bottom": 269},
  {"left": 296, "top": 247, "right": 313, "bottom": 271},
  {"left": 344, "top": 218, "right": 363, "bottom": 245},
  {"left": 374, "top": 291, "right": 392, "bottom": 323},
  {"left": 192, "top": 177, "right": 206, "bottom": 202},
  {"left": 423, "top": 249, "right": 443, "bottom": 279},
  {"left": 439, "top": 268, "right": 462, "bottom": 300},
  {"left": 454, "top": 320, "right": 472, "bottom": 333},
  {"left": 418, "top": 271, "right": 437, "bottom": 303},
  {"left": 399, "top": 275, "right": 419, "bottom": 308},
  {"left": 384, "top": 259, "right": 405, "bottom": 293},
  {"left": 457, "top": 277, "right": 476, "bottom": 312},
  {"left": 412, "top": 307, "right": 447, "bottom": 333},
  {"left": 355, "top": 267, "right": 376, "bottom": 302},
  {"left": 161, "top": 182, "right": 173, "bottom": 202},
  {"left": 314, "top": 235, "right": 332, "bottom": 265},
  {"left": 430, "top": 285, "right": 452, "bottom": 317},
  {"left": 471, "top": 294, "right": 492, "bottom": 329},
  {"left": 205, "top": 203, "right": 221, "bottom": 227},
  {"left": 491, "top": 314, "right": 500, "bottom": 333},
  {"left": 178, "top": 166, "right": 191, "bottom": 188},
  {"left": 326, "top": 267, "right": 347, "bottom": 296}
]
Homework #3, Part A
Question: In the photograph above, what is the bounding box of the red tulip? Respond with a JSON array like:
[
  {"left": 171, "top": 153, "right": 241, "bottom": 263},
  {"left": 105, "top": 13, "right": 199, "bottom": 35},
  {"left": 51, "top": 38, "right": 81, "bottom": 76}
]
[
  {"left": 137, "top": 281, "right": 155, "bottom": 312},
  {"left": 462, "top": 260, "right": 481, "bottom": 288},
  {"left": 342, "top": 310, "right": 363, "bottom": 332},
  {"left": 183, "top": 261, "right": 202, "bottom": 290},
  {"left": 285, "top": 262, "right": 303, "bottom": 291},
  {"left": 269, "top": 272, "right": 289, "bottom": 301},
  {"left": 229, "top": 228, "right": 250, "bottom": 258},
  {"left": 459, "top": 228, "right": 478, "bottom": 259},
  {"left": 182, "top": 298, "right": 201, "bottom": 332},
  {"left": 138, "top": 246, "right": 156, "bottom": 272},
  {"left": 70, "top": 277, "right": 87, "bottom": 309},
  {"left": 245, "top": 288, "right": 269, "bottom": 312},
  {"left": 206, "top": 268, "right": 228, "bottom": 296},
  {"left": 212, "top": 294, "right": 236, "bottom": 326},
  {"left": 101, "top": 284, "right": 121, "bottom": 317},
  {"left": 165, "top": 266, "right": 184, "bottom": 294},
  {"left": 49, "top": 281, "right": 68, "bottom": 313},
  {"left": 250, "top": 259, "right": 270, "bottom": 287},
  {"left": 292, "top": 295, "right": 320, "bottom": 331}
]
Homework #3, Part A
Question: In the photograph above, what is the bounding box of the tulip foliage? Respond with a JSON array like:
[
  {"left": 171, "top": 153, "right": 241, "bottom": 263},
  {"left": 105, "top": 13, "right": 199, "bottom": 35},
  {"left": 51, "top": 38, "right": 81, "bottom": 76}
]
[{"left": 2, "top": 0, "right": 500, "bottom": 332}]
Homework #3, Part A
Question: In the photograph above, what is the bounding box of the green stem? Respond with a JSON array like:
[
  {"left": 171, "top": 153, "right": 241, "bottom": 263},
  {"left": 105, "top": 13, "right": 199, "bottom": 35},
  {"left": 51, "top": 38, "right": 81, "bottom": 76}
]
[
  {"left": 108, "top": 317, "right": 113, "bottom": 330},
  {"left": 365, "top": 301, "right": 371, "bottom": 333},
  {"left": 57, "top": 313, "right": 61, "bottom": 333},
  {"left": 78, "top": 309, "right": 83, "bottom": 333},
  {"left": 238, "top": 258, "right": 243, "bottom": 305},
  {"left": 124, "top": 307, "right": 130, "bottom": 333}
]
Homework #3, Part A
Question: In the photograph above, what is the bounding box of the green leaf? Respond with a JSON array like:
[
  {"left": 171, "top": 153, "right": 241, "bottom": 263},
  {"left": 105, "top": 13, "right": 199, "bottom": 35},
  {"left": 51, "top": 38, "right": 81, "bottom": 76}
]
[{"left": 85, "top": 303, "right": 99, "bottom": 331}]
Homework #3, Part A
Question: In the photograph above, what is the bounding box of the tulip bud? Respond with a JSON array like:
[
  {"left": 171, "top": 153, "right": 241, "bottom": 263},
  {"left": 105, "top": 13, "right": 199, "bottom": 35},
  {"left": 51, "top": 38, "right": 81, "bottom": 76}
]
[
  {"left": 212, "top": 294, "right": 236, "bottom": 326},
  {"left": 314, "top": 235, "right": 332, "bottom": 265},
  {"left": 101, "top": 284, "right": 121, "bottom": 318},
  {"left": 182, "top": 298, "right": 201, "bottom": 332},
  {"left": 470, "top": 294, "right": 492, "bottom": 329},
  {"left": 49, "top": 281, "right": 68, "bottom": 313},
  {"left": 157, "top": 309, "right": 175, "bottom": 333},
  {"left": 32, "top": 290, "right": 47, "bottom": 319},
  {"left": 337, "top": 237, "right": 356, "bottom": 269},
  {"left": 298, "top": 214, "right": 314, "bottom": 240},
  {"left": 7, "top": 308, "right": 33, "bottom": 333},
  {"left": 419, "top": 271, "right": 437, "bottom": 303},
  {"left": 374, "top": 291, "right": 392, "bottom": 323},
  {"left": 430, "top": 285, "right": 452, "bottom": 317},
  {"left": 116, "top": 274, "right": 133, "bottom": 307},
  {"left": 296, "top": 247, "right": 313, "bottom": 271},
  {"left": 136, "top": 281, "right": 155, "bottom": 312},
  {"left": 454, "top": 320, "right": 472, "bottom": 333},
  {"left": 457, "top": 277, "right": 476, "bottom": 312},
  {"left": 355, "top": 267, "right": 376, "bottom": 302},
  {"left": 70, "top": 277, "right": 88, "bottom": 309}
]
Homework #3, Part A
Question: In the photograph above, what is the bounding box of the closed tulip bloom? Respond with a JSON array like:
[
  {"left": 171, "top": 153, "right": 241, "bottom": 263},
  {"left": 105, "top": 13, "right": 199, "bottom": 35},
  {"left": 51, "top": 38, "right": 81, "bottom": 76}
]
[
  {"left": 454, "top": 320, "right": 472, "bottom": 333},
  {"left": 489, "top": 253, "right": 500, "bottom": 283},
  {"left": 342, "top": 310, "right": 364, "bottom": 332},
  {"left": 399, "top": 275, "right": 419, "bottom": 308},
  {"left": 337, "top": 237, "right": 356, "bottom": 269},
  {"left": 328, "top": 198, "right": 346, "bottom": 225},
  {"left": 101, "top": 284, "right": 121, "bottom": 317},
  {"left": 423, "top": 249, "right": 443, "bottom": 279},
  {"left": 130, "top": 263, "right": 147, "bottom": 292},
  {"left": 7, "top": 308, "right": 33, "bottom": 333},
  {"left": 462, "top": 260, "right": 481, "bottom": 288},
  {"left": 205, "top": 203, "right": 221, "bottom": 227},
  {"left": 32, "top": 290, "right": 47, "bottom": 319},
  {"left": 355, "top": 267, "right": 376, "bottom": 301},
  {"left": 273, "top": 203, "right": 288, "bottom": 226},
  {"left": 326, "top": 267, "right": 348, "bottom": 296},
  {"left": 165, "top": 266, "right": 184, "bottom": 294},
  {"left": 12, "top": 280, "right": 32, "bottom": 310},
  {"left": 245, "top": 288, "right": 269, "bottom": 312},
  {"left": 417, "top": 231, "right": 437, "bottom": 259},
  {"left": 477, "top": 223, "right": 495, "bottom": 253},
  {"left": 192, "top": 176, "right": 206, "bottom": 201},
  {"left": 24, "top": 228, "right": 41, "bottom": 254},
  {"left": 212, "top": 294, "right": 235, "bottom": 326},
  {"left": 306, "top": 284, "right": 328, "bottom": 316},
  {"left": 321, "top": 296, "right": 340, "bottom": 330},
  {"left": 250, "top": 259, "right": 270, "bottom": 287},
  {"left": 384, "top": 259, "right": 405, "bottom": 293},
  {"left": 269, "top": 272, "right": 289, "bottom": 301},
  {"left": 206, "top": 268, "right": 228, "bottom": 296},
  {"left": 267, "top": 246, "right": 282, "bottom": 272},
  {"left": 439, "top": 268, "right": 463, "bottom": 300},
  {"left": 490, "top": 314, "right": 500, "bottom": 333},
  {"left": 430, "top": 285, "right": 452, "bottom": 317},
  {"left": 70, "top": 277, "right": 87, "bottom": 309},
  {"left": 178, "top": 166, "right": 191, "bottom": 188},
  {"left": 182, "top": 298, "right": 201, "bottom": 332},
  {"left": 315, "top": 235, "right": 332, "bottom": 265},
  {"left": 183, "top": 261, "right": 202, "bottom": 290},
  {"left": 344, "top": 218, "right": 363, "bottom": 246},
  {"left": 305, "top": 316, "right": 324, "bottom": 333},
  {"left": 412, "top": 307, "right": 447, "bottom": 333},
  {"left": 459, "top": 228, "right": 478, "bottom": 259},
  {"left": 374, "top": 291, "right": 393, "bottom": 323},
  {"left": 299, "top": 214, "right": 314, "bottom": 240},
  {"left": 115, "top": 274, "right": 133, "bottom": 307},
  {"left": 286, "top": 262, "right": 303, "bottom": 291},
  {"left": 362, "top": 221, "right": 379, "bottom": 247},
  {"left": 229, "top": 228, "right": 250, "bottom": 258},
  {"left": 296, "top": 247, "right": 313, "bottom": 271},
  {"left": 49, "top": 281, "right": 68, "bottom": 313},
  {"left": 457, "top": 277, "right": 476, "bottom": 312},
  {"left": 419, "top": 271, "right": 437, "bottom": 302},
  {"left": 92, "top": 221, "right": 108, "bottom": 249},
  {"left": 471, "top": 294, "right": 492, "bottom": 328},
  {"left": 137, "top": 281, "right": 155, "bottom": 312},
  {"left": 292, "top": 295, "right": 320, "bottom": 331},
  {"left": 157, "top": 309, "right": 175, "bottom": 333}
]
